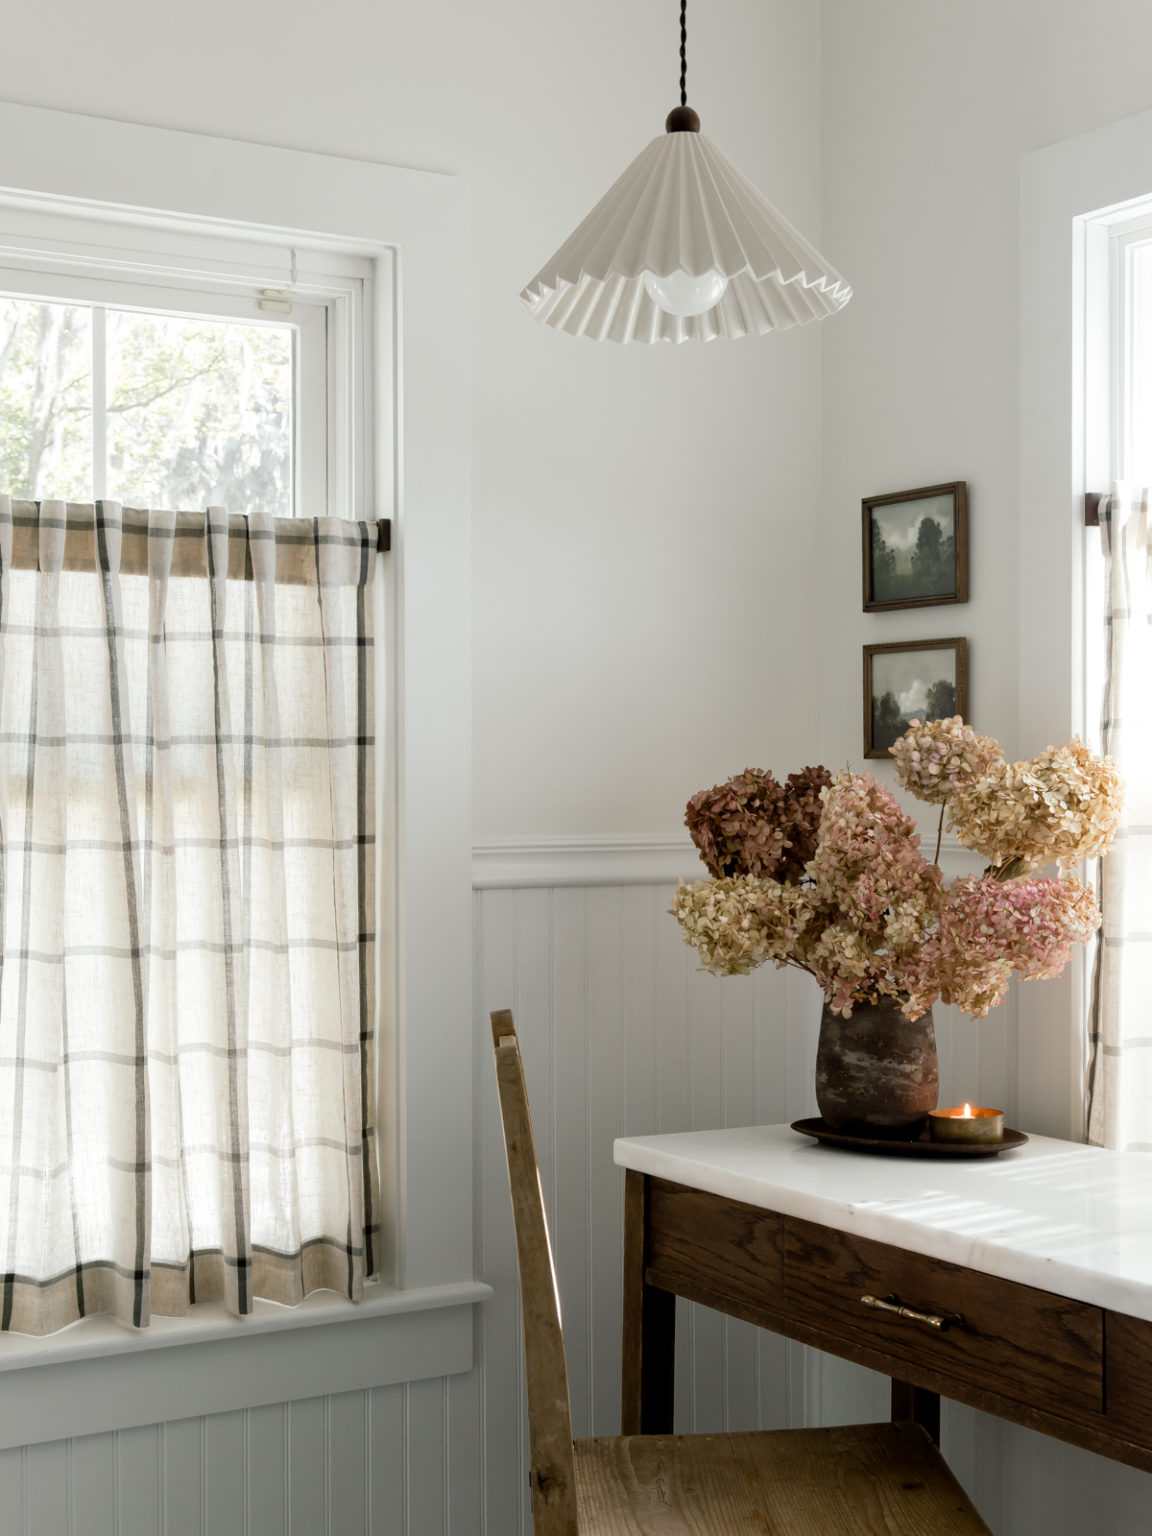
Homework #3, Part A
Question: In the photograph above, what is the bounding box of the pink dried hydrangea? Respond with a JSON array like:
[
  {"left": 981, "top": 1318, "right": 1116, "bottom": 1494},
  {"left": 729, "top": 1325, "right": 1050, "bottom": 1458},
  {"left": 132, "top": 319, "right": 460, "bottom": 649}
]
[
  {"left": 899, "top": 874, "right": 1101, "bottom": 1019},
  {"left": 685, "top": 765, "right": 831, "bottom": 884},
  {"left": 805, "top": 772, "right": 939, "bottom": 925},
  {"left": 800, "top": 773, "right": 943, "bottom": 1016},
  {"left": 890, "top": 717, "right": 1002, "bottom": 805}
]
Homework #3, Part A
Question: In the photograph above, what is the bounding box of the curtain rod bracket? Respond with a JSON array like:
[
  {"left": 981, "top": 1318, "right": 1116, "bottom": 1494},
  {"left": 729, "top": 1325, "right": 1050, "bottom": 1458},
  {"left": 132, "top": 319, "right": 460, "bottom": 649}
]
[{"left": 1085, "top": 492, "right": 1107, "bottom": 527}]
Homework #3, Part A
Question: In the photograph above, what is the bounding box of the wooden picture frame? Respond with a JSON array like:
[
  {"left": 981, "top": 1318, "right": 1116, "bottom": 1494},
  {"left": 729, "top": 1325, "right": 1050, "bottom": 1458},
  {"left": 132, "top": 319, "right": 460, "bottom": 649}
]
[
  {"left": 863, "top": 638, "right": 968, "bottom": 760},
  {"left": 862, "top": 482, "right": 968, "bottom": 612}
]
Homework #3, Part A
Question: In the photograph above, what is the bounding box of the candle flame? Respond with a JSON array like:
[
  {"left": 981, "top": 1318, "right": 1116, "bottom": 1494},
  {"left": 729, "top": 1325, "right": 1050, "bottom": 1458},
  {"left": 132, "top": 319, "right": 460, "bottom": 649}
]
[{"left": 961, "top": 1102, "right": 974, "bottom": 1118}]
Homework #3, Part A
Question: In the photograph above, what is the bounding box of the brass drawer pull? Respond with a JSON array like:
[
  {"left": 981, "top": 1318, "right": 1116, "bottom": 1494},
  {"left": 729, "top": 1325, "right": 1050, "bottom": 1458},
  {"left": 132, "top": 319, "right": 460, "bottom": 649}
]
[{"left": 861, "top": 1294, "right": 964, "bottom": 1332}]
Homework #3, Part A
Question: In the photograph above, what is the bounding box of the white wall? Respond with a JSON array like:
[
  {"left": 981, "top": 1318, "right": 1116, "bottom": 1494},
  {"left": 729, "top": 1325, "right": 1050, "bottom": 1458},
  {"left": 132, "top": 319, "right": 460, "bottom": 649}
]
[
  {"left": 0, "top": 0, "right": 824, "bottom": 840},
  {"left": 818, "top": 0, "right": 1152, "bottom": 773}
]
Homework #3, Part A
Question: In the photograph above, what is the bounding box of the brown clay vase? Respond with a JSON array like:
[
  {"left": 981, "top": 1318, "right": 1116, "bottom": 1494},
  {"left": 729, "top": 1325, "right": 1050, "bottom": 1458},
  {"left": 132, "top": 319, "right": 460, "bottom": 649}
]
[{"left": 814, "top": 998, "right": 938, "bottom": 1137}]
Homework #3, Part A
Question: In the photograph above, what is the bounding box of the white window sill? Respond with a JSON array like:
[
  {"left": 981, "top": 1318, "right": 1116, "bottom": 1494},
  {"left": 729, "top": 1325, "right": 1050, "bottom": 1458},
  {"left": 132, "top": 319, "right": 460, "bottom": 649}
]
[{"left": 0, "top": 1279, "right": 492, "bottom": 1449}]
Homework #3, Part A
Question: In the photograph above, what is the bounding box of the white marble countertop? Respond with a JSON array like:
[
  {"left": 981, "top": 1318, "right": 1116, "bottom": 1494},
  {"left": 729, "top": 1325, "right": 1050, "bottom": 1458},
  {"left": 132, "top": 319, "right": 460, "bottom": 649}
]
[{"left": 614, "top": 1124, "right": 1152, "bottom": 1322}]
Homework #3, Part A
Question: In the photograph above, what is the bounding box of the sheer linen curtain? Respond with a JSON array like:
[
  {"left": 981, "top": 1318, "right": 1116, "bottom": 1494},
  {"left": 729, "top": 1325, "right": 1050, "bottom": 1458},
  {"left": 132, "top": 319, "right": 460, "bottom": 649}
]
[
  {"left": 1088, "top": 484, "right": 1152, "bottom": 1150},
  {"left": 0, "top": 497, "right": 378, "bottom": 1335}
]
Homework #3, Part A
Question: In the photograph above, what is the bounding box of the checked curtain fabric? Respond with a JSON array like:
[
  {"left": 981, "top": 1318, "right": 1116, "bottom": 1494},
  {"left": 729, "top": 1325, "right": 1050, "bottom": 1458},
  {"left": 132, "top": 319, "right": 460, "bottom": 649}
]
[{"left": 0, "top": 497, "right": 378, "bottom": 1334}]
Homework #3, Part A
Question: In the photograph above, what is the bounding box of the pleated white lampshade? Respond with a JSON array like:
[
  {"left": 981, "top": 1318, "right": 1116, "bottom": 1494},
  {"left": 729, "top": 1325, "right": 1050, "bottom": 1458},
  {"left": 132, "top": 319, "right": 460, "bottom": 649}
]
[{"left": 521, "top": 125, "right": 852, "bottom": 344}]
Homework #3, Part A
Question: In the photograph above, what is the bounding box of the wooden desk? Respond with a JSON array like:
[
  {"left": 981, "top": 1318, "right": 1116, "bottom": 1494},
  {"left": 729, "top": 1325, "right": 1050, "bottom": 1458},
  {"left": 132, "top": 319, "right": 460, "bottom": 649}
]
[{"left": 615, "top": 1125, "right": 1152, "bottom": 1473}]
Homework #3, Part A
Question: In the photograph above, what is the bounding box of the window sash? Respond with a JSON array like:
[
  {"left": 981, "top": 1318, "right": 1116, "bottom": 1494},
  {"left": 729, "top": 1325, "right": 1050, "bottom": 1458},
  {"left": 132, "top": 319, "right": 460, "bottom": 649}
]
[{"left": 0, "top": 222, "right": 374, "bottom": 520}]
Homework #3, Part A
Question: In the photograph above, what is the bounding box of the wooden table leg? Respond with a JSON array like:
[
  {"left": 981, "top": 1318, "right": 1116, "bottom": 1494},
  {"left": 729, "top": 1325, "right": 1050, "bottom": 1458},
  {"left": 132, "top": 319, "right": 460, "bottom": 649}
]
[
  {"left": 891, "top": 1378, "right": 941, "bottom": 1444},
  {"left": 621, "top": 1170, "right": 676, "bottom": 1435}
]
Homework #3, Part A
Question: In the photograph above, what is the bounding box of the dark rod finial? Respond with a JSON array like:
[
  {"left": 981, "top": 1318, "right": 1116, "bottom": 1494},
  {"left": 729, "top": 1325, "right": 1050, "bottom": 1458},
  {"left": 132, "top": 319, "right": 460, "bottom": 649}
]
[{"left": 666, "top": 105, "right": 701, "bottom": 133}]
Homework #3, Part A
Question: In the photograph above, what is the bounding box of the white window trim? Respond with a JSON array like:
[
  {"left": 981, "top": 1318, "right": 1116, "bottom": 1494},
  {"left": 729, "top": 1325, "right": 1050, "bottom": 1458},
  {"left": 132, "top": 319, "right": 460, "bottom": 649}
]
[
  {"left": 1020, "top": 106, "right": 1152, "bottom": 1141},
  {"left": 0, "top": 101, "right": 479, "bottom": 1443}
]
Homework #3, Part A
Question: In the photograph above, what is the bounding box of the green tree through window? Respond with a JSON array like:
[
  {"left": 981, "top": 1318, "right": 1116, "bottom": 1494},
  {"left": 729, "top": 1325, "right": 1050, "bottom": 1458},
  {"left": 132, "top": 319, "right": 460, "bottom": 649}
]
[{"left": 0, "top": 296, "right": 292, "bottom": 517}]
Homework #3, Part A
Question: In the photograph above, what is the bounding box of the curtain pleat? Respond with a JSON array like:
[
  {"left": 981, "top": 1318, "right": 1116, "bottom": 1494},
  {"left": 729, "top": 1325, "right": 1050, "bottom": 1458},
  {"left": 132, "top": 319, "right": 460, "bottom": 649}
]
[
  {"left": 0, "top": 495, "right": 378, "bottom": 1334},
  {"left": 1087, "top": 484, "right": 1152, "bottom": 1149}
]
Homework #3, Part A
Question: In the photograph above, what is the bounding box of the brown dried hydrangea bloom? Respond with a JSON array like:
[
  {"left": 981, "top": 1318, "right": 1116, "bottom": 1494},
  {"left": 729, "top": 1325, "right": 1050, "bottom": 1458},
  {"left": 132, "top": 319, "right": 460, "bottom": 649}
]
[{"left": 685, "top": 765, "right": 832, "bottom": 884}]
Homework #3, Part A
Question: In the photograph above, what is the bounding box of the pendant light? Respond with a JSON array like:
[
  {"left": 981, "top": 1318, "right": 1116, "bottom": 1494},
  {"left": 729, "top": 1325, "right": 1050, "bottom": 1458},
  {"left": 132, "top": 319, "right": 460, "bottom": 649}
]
[{"left": 520, "top": 0, "right": 851, "bottom": 344}]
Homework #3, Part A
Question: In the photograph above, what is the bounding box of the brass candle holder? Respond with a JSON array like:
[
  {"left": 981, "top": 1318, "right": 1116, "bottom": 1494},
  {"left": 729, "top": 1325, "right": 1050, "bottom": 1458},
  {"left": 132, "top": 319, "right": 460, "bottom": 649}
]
[{"left": 928, "top": 1103, "right": 1004, "bottom": 1145}]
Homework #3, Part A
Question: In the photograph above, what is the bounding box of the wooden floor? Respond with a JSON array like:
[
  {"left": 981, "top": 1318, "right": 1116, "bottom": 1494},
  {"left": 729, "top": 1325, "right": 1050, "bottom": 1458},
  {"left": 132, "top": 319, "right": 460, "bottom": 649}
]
[{"left": 573, "top": 1423, "right": 991, "bottom": 1535}]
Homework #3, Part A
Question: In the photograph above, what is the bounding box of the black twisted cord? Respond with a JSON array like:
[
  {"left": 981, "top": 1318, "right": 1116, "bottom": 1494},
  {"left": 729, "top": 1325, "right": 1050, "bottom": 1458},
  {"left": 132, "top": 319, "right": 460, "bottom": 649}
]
[{"left": 680, "top": 0, "right": 687, "bottom": 105}]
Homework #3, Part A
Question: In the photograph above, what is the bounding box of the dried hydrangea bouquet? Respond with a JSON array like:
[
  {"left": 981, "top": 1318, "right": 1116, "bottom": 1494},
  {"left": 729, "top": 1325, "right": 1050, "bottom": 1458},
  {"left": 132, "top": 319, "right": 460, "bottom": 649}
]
[{"left": 672, "top": 719, "right": 1122, "bottom": 1135}]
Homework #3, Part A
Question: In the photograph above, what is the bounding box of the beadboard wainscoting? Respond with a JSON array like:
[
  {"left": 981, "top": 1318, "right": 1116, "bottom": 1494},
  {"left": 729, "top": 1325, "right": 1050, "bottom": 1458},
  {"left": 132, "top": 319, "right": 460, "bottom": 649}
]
[
  {"left": 3, "top": 847, "right": 1150, "bottom": 1534},
  {"left": 471, "top": 864, "right": 1018, "bottom": 1536}
]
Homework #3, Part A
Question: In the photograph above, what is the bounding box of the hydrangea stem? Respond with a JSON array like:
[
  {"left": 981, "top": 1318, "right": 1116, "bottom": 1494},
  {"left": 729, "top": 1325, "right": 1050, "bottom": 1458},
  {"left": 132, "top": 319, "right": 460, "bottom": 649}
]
[{"left": 934, "top": 801, "right": 946, "bottom": 866}]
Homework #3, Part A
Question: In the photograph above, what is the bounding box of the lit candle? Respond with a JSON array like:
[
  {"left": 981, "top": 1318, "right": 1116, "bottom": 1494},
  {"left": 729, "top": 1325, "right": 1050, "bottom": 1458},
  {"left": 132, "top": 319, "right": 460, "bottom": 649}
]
[{"left": 928, "top": 1102, "right": 1004, "bottom": 1145}]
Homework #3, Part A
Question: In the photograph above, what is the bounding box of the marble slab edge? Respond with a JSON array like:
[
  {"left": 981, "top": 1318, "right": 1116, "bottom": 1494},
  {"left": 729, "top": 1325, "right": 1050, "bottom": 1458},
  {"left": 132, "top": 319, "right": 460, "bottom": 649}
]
[{"left": 614, "top": 1130, "right": 1152, "bottom": 1324}]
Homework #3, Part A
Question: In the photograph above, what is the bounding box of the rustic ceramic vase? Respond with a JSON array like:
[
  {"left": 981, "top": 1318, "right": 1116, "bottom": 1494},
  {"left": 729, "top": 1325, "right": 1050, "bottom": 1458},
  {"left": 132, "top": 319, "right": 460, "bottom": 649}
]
[{"left": 814, "top": 998, "right": 938, "bottom": 1137}]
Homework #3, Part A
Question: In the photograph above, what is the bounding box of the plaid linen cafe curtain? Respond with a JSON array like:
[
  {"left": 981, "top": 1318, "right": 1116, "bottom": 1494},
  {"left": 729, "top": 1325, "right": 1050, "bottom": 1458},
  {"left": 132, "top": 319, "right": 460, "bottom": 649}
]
[
  {"left": 0, "top": 497, "right": 378, "bottom": 1335},
  {"left": 1088, "top": 484, "right": 1152, "bottom": 1149}
]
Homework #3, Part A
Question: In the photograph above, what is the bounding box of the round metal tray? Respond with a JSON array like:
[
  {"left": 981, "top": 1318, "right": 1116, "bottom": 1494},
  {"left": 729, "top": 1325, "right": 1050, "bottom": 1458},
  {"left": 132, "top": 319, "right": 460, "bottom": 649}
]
[{"left": 790, "top": 1117, "right": 1029, "bottom": 1159}]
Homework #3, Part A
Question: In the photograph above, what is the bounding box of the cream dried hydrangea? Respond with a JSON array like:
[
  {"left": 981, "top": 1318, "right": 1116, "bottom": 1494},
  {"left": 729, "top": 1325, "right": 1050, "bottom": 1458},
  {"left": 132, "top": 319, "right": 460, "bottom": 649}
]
[
  {"left": 948, "top": 737, "right": 1123, "bottom": 875},
  {"left": 890, "top": 716, "right": 1002, "bottom": 804},
  {"left": 669, "top": 875, "right": 802, "bottom": 977}
]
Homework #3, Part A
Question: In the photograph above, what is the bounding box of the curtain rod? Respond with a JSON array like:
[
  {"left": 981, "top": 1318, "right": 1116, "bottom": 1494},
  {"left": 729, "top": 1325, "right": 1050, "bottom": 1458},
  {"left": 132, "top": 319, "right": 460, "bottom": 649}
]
[{"left": 3, "top": 504, "right": 391, "bottom": 585}]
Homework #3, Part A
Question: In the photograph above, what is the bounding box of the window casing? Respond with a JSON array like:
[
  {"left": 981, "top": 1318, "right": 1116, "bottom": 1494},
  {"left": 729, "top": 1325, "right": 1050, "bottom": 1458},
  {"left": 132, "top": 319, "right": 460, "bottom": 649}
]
[
  {"left": 0, "top": 100, "right": 476, "bottom": 1445},
  {"left": 1021, "top": 109, "right": 1152, "bottom": 1142},
  {"left": 0, "top": 105, "right": 479, "bottom": 1449}
]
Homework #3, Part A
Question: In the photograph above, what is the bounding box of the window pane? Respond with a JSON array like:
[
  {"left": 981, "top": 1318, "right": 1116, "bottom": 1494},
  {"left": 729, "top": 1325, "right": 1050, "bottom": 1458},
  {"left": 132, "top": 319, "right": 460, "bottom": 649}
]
[
  {"left": 0, "top": 297, "right": 93, "bottom": 502},
  {"left": 106, "top": 311, "right": 293, "bottom": 518},
  {"left": 1130, "top": 244, "right": 1152, "bottom": 486}
]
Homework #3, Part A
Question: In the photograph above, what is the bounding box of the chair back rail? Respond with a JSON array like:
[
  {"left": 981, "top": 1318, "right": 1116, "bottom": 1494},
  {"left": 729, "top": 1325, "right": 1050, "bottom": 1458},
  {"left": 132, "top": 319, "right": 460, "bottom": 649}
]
[{"left": 490, "top": 1010, "right": 580, "bottom": 1535}]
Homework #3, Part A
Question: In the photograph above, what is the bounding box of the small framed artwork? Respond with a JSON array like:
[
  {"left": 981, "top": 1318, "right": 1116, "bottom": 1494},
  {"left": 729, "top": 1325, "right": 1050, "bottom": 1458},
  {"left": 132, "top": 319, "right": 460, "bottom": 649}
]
[
  {"left": 863, "top": 637, "right": 968, "bottom": 759},
  {"left": 862, "top": 481, "right": 968, "bottom": 611}
]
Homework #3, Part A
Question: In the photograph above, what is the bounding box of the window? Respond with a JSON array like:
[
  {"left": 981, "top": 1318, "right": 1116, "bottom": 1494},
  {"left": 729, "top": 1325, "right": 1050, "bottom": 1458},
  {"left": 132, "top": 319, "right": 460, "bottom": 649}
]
[
  {"left": 1073, "top": 199, "right": 1152, "bottom": 1150},
  {"left": 1108, "top": 211, "right": 1152, "bottom": 488},
  {"left": 1, "top": 296, "right": 296, "bottom": 514},
  {"left": 0, "top": 222, "right": 385, "bottom": 1338},
  {"left": 0, "top": 210, "right": 376, "bottom": 519}
]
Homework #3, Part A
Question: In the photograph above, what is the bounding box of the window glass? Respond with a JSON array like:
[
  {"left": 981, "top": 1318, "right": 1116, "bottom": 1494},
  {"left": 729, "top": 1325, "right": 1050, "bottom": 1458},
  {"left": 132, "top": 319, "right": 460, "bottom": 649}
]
[
  {"left": 0, "top": 297, "right": 93, "bottom": 501},
  {"left": 0, "top": 295, "right": 294, "bottom": 516},
  {"left": 1128, "top": 244, "right": 1152, "bottom": 487},
  {"left": 106, "top": 310, "right": 293, "bottom": 517}
]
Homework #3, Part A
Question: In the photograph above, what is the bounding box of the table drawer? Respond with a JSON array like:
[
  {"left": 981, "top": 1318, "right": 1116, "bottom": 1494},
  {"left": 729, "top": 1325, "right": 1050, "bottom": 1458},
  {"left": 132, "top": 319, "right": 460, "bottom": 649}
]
[
  {"left": 645, "top": 1178, "right": 783, "bottom": 1314},
  {"left": 785, "top": 1217, "right": 1103, "bottom": 1417},
  {"left": 1105, "top": 1312, "right": 1152, "bottom": 1446}
]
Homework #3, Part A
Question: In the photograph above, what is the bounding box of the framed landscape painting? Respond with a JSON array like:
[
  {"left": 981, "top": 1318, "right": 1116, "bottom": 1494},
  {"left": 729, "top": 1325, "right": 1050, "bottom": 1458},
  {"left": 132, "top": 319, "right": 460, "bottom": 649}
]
[
  {"left": 862, "top": 481, "right": 968, "bottom": 611},
  {"left": 863, "top": 638, "right": 968, "bottom": 759}
]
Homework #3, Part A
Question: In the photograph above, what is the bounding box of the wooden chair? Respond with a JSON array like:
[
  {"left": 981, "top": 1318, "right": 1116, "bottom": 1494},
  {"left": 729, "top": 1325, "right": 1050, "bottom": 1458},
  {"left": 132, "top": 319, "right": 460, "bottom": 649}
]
[{"left": 490, "top": 1008, "right": 993, "bottom": 1536}]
